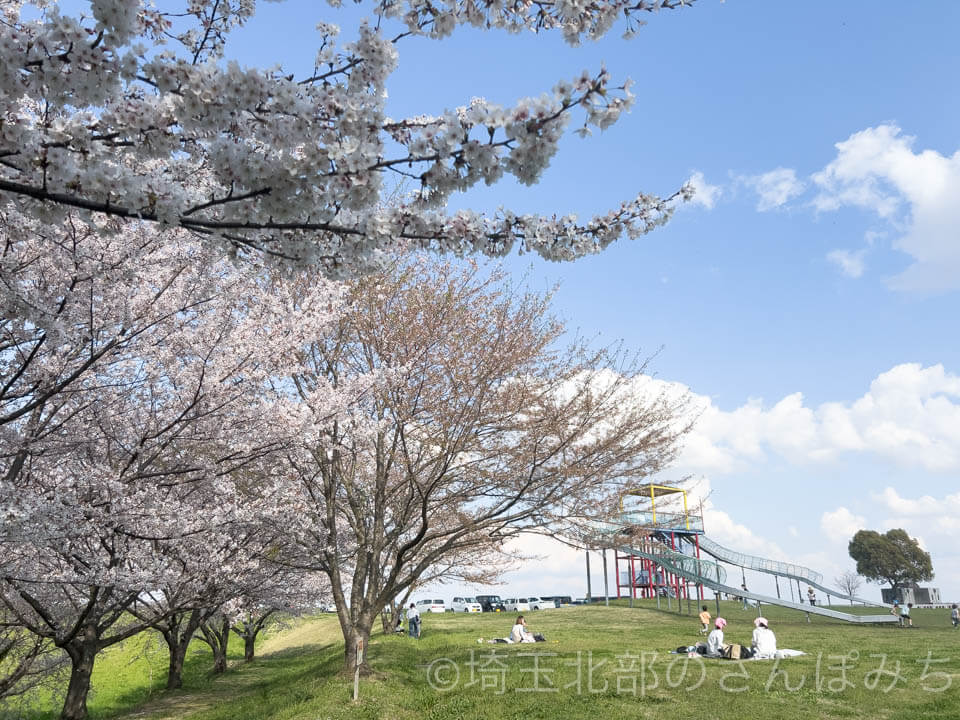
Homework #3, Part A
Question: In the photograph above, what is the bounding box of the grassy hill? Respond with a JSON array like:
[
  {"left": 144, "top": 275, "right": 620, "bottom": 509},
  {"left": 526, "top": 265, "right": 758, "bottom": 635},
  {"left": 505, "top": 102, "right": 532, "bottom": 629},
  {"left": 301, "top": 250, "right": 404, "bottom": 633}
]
[{"left": 7, "top": 601, "right": 960, "bottom": 720}]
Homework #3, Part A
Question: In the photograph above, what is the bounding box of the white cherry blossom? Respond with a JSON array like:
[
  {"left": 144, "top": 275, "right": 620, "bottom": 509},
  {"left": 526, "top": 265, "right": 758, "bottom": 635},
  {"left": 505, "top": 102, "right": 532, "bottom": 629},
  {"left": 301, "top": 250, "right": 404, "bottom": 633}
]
[{"left": 0, "top": 0, "right": 695, "bottom": 275}]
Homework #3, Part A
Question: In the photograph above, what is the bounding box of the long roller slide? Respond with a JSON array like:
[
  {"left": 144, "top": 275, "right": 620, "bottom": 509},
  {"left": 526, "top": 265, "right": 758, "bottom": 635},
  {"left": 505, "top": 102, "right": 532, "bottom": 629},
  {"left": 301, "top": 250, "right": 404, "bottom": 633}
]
[
  {"left": 618, "top": 542, "right": 897, "bottom": 624},
  {"left": 696, "top": 536, "right": 890, "bottom": 608}
]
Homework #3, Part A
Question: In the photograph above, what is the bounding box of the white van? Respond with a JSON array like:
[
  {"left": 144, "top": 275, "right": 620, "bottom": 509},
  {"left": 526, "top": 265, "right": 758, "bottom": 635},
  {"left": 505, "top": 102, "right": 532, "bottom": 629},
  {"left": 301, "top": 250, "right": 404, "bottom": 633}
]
[
  {"left": 450, "top": 597, "right": 483, "bottom": 613},
  {"left": 415, "top": 598, "right": 446, "bottom": 614},
  {"left": 504, "top": 597, "right": 530, "bottom": 612}
]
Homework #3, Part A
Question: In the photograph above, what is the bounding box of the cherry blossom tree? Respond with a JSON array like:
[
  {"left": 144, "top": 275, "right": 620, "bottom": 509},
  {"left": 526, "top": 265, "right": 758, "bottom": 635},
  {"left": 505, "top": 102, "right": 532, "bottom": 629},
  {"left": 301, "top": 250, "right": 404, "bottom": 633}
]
[
  {"left": 0, "top": 622, "right": 64, "bottom": 702},
  {"left": 198, "top": 613, "right": 232, "bottom": 675},
  {"left": 1, "top": 1, "right": 694, "bottom": 276},
  {"left": 272, "top": 259, "right": 691, "bottom": 671},
  {"left": 155, "top": 544, "right": 328, "bottom": 677},
  {"left": 0, "top": 214, "right": 346, "bottom": 719},
  {"left": 128, "top": 548, "right": 241, "bottom": 689}
]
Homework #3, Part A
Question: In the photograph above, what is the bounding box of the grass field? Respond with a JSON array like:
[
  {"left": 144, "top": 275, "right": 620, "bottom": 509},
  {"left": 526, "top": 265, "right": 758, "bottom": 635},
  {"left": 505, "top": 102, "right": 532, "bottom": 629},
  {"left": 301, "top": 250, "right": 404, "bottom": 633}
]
[{"left": 7, "top": 601, "right": 960, "bottom": 720}]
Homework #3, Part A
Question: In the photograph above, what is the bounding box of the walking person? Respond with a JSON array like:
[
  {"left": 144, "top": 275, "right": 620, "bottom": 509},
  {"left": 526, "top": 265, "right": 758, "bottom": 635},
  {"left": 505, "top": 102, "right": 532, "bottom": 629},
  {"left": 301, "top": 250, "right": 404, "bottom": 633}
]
[
  {"left": 740, "top": 583, "right": 750, "bottom": 610},
  {"left": 807, "top": 587, "right": 817, "bottom": 606},
  {"left": 951, "top": 604, "right": 959, "bottom": 629}
]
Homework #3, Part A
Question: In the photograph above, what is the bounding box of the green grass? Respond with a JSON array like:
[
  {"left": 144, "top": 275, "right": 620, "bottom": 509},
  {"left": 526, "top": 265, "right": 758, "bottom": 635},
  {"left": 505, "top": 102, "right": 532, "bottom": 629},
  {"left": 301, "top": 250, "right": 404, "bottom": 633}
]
[
  {"left": 8, "top": 603, "right": 960, "bottom": 720},
  {"left": 1, "top": 619, "right": 274, "bottom": 720}
]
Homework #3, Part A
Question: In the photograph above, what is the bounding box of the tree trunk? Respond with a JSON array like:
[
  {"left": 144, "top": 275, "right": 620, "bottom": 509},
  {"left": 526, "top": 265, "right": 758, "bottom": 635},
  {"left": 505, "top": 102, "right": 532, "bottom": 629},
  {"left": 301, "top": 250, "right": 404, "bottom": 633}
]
[
  {"left": 342, "top": 618, "right": 373, "bottom": 673},
  {"left": 230, "top": 614, "right": 273, "bottom": 664},
  {"left": 166, "top": 643, "right": 187, "bottom": 691},
  {"left": 212, "top": 647, "right": 227, "bottom": 673},
  {"left": 200, "top": 617, "right": 230, "bottom": 674},
  {"left": 61, "top": 636, "right": 99, "bottom": 720},
  {"left": 162, "top": 609, "right": 202, "bottom": 690},
  {"left": 212, "top": 618, "right": 229, "bottom": 674}
]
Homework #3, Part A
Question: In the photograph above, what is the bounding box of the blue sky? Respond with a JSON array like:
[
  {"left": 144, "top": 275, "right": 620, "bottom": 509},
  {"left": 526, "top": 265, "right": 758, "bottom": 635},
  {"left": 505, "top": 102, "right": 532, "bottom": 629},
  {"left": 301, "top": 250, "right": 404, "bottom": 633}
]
[{"left": 228, "top": 1, "right": 960, "bottom": 604}]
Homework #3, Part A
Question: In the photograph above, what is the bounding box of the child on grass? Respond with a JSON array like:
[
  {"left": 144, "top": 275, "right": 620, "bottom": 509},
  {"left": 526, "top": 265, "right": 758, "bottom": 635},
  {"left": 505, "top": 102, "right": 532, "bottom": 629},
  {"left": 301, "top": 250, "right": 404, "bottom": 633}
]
[
  {"left": 698, "top": 606, "right": 711, "bottom": 635},
  {"left": 900, "top": 602, "right": 913, "bottom": 628}
]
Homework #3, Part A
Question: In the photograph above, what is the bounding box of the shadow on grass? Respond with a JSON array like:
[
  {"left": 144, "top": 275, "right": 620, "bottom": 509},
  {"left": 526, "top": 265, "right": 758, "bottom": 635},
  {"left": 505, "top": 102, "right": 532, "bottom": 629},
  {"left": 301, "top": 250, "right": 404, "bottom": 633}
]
[{"left": 109, "top": 640, "right": 345, "bottom": 720}]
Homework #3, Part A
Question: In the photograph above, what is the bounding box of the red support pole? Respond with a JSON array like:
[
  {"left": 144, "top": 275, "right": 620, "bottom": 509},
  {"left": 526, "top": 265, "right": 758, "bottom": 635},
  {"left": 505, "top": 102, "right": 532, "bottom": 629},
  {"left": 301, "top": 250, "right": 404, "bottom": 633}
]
[{"left": 669, "top": 532, "right": 679, "bottom": 600}]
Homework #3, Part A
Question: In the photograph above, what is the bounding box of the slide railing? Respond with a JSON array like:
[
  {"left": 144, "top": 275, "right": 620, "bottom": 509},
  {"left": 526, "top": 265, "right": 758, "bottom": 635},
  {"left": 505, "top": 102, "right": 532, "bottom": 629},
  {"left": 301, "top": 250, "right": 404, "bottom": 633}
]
[
  {"left": 696, "top": 536, "right": 890, "bottom": 608},
  {"left": 697, "top": 535, "right": 823, "bottom": 584},
  {"left": 618, "top": 542, "right": 897, "bottom": 624}
]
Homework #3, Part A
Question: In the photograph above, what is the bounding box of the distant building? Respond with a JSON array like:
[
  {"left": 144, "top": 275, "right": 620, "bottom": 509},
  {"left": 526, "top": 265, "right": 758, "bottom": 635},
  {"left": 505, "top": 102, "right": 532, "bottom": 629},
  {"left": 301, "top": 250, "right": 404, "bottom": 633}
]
[{"left": 881, "top": 585, "right": 941, "bottom": 605}]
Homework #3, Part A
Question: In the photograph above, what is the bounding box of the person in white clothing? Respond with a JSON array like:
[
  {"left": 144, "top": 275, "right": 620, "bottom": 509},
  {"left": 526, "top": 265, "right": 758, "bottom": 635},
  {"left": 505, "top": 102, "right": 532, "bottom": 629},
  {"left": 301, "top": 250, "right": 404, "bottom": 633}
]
[
  {"left": 751, "top": 617, "right": 777, "bottom": 658},
  {"left": 706, "top": 617, "right": 726, "bottom": 656},
  {"left": 510, "top": 615, "right": 535, "bottom": 643},
  {"left": 406, "top": 603, "right": 421, "bottom": 638}
]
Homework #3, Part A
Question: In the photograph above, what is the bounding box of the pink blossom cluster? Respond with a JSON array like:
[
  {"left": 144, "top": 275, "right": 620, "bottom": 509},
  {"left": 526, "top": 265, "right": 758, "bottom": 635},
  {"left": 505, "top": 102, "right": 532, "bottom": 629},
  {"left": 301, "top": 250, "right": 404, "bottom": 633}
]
[
  {"left": 0, "top": 211, "right": 352, "bottom": 711},
  {"left": 0, "top": 0, "right": 693, "bottom": 275}
]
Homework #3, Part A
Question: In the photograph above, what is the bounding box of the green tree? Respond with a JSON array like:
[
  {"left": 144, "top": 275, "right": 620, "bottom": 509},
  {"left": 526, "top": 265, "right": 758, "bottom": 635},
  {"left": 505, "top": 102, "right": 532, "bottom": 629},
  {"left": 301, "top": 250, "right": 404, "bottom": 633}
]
[{"left": 848, "top": 529, "right": 933, "bottom": 591}]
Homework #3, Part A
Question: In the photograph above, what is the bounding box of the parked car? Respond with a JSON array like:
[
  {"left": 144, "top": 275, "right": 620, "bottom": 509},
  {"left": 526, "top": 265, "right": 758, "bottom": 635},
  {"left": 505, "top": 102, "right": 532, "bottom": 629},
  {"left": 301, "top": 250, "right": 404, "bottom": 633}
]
[
  {"left": 475, "top": 594, "right": 507, "bottom": 612},
  {"left": 504, "top": 597, "right": 531, "bottom": 612},
  {"left": 542, "top": 596, "right": 572, "bottom": 607},
  {"left": 526, "top": 596, "right": 554, "bottom": 610},
  {"left": 450, "top": 597, "right": 483, "bottom": 613},
  {"left": 415, "top": 598, "right": 446, "bottom": 613}
]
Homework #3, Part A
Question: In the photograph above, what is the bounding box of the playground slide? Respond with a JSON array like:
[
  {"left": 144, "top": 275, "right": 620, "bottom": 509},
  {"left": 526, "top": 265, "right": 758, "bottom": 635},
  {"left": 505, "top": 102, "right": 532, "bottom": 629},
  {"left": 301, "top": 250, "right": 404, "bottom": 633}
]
[
  {"left": 696, "top": 535, "right": 891, "bottom": 608},
  {"left": 618, "top": 541, "right": 898, "bottom": 624}
]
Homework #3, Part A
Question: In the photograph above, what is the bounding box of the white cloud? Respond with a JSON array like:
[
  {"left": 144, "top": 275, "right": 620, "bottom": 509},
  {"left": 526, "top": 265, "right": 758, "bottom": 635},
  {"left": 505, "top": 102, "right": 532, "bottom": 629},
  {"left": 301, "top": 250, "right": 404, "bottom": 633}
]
[
  {"left": 703, "top": 508, "right": 789, "bottom": 560},
  {"left": 672, "top": 362, "right": 960, "bottom": 473},
  {"left": 686, "top": 170, "right": 722, "bottom": 210},
  {"left": 741, "top": 167, "right": 805, "bottom": 211},
  {"left": 871, "top": 487, "right": 960, "bottom": 540},
  {"left": 820, "top": 507, "right": 866, "bottom": 543},
  {"left": 873, "top": 487, "right": 960, "bottom": 517},
  {"left": 811, "top": 125, "right": 960, "bottom": 292},
  {"left": 826, "top": 248, "right": 866, "bottom": 278}
]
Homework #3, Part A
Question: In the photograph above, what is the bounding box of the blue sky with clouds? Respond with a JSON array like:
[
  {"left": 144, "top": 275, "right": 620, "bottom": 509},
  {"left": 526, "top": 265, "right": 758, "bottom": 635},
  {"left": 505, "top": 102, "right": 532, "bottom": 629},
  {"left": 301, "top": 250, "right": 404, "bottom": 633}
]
[{"left": 229, "top": 1, "right": 960, "bottom": 603}]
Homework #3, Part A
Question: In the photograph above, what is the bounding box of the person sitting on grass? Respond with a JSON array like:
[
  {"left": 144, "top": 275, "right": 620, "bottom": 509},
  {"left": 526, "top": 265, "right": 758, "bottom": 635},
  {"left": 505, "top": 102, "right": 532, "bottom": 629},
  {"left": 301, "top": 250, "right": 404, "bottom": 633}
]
[
  {"left": 510, "top": 615, "right": 536, "bottom": 643},
  {"left": 751, "top": 617, "right": 777, "bottom": 659},
  {"left": 698, "top": 606, "right": 711, "bottom": 635},
  {"left": 706, "top": 617, "right": 726, "bottom": 657}
]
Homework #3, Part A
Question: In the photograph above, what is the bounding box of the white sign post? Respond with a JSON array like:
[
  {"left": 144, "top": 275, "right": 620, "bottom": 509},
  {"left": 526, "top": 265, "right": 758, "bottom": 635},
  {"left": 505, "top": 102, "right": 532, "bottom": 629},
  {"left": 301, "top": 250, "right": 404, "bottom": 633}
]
[{"left": 352, "top": 639, "right": 364, "bottom": 701}]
